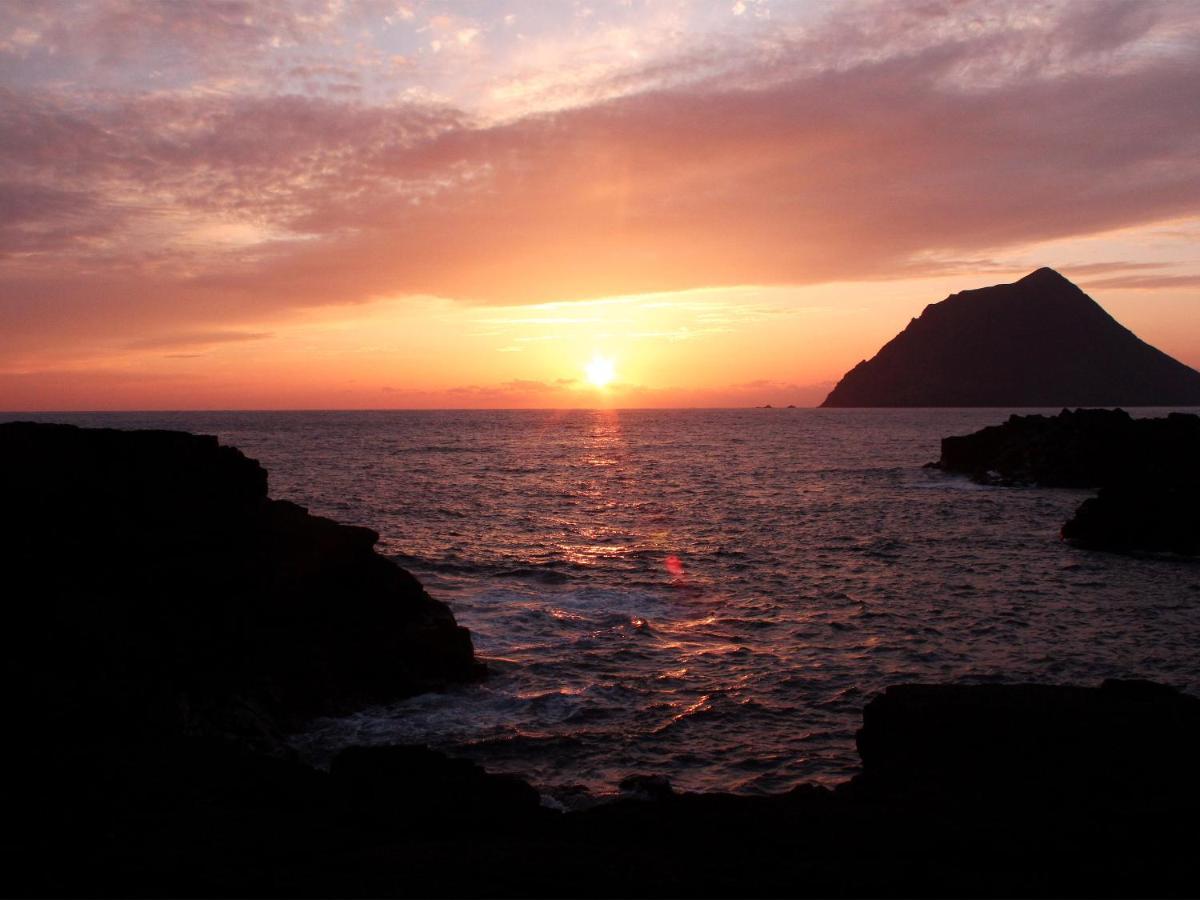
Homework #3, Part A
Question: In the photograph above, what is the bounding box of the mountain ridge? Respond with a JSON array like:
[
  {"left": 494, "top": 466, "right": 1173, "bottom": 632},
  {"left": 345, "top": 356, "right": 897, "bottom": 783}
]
[{"left": 820, "top": 268, "right": 1200, "bottom": 407}]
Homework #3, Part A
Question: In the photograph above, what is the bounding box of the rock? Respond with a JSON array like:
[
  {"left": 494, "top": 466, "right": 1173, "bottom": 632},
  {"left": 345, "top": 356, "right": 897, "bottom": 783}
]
[
  {"left": 7, "top": 673, "right": 1200, "bottom": 897},
  {"left": 330, "top": 745, "right": 545, "bottom": 829},
  {"left": 1, "top": 420, "right": 489, "bottom": 895},
  {"left": 821, "top": 268, "right": 1200, "bottom": 407},
  {"left": 6, "top": 426, "right": 1200, "bottom": 896},
  {"left": 0, "top": 420, "right": 483, "bottom": 754},
  {"left": 934, "top": 407, "right": 1200, "bottom": 487},
  {"left": 854, "top": 679, "right": 1200, "bottom": 807},
  {"left": 931, "top": 409, "right": 1200, "bottom": 554},
  {"left": 1062, "top": 484, "right": 1200, "bottom": 555},
  {"left": 617, "top": 773, "right": 675, "bottom": 802}
]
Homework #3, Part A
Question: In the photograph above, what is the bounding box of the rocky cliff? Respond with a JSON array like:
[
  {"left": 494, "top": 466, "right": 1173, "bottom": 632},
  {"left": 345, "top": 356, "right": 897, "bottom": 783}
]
[
  {"left": 0, "top": 421, "right": 482, "bottom": 753},
  {"left": 821, "top": 268, "right": 1200, "bottom": 407}
]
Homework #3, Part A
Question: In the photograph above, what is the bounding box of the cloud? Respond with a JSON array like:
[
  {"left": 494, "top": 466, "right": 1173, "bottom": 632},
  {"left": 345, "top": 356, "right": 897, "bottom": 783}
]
[
  {"left": 443, "top": 378, "right": 576, "bottom": 404},
  {"left": 124, "top": 330, "right": 273, "bottom": 351},
  {"left": 1081, "top": 273, "right": 1200, "bottom": 291},
  {"left": 2, "top": 0, "right": 1199, "bottom": 364},
  {"left": 0, "top": 0, "right": 344, "bottom": 77},
  {"left": 1059, "top": 261, "right": 1172, "bottom": 276}
]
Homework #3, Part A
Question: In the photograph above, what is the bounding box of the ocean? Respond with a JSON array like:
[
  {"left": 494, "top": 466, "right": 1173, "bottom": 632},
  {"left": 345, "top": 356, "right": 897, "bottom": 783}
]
[{"left": 15, "top": 408, "right": 1200, "bottom": 804}]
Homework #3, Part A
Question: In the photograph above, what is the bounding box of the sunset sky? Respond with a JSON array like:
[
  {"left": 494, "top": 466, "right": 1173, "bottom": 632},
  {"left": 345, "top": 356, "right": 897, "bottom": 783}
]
[{"left": 2, "top": 0, "right": 1199, "bottom": 410}]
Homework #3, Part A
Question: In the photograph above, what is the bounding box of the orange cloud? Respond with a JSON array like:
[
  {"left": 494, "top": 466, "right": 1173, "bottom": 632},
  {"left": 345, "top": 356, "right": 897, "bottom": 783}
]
[{"left": 2, "top": 0, "right": 1199, "bottom": 397}]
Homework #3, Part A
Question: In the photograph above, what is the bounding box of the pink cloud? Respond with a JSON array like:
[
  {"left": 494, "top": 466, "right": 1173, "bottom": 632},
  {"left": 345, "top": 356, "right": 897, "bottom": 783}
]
[
  {"left": 0, "top": 1, "right": 333, "bottom": 72},
  {"left": 1, "top": 0, "right": 1199, "bottom": 365},
  {"left": 124, "top": 330, "right": 273, "bottom": 351},
  {"left": 1082, "top": 274, "right": 1200, "bottom": 291}
]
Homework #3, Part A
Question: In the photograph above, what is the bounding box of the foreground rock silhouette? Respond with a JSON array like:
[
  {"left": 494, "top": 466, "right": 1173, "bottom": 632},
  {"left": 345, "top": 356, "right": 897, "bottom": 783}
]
[
  {"left": 821, "top": 268, "right": 1200, "bottom": 407},
  {"left": 5, "top": 422, "right": 1199, "bottom": 896},
  {"left": 1, "top": 421, "right": 481, "bottom": 757},
  {"left": 11, "top": 676, "right": 1199, "bottom": 897},
  {"left": 3, "top": 420, "right": 482, "bottom": 720},
  {"left": 933, "top": 408, "right": 1200, "bottom": 554}
]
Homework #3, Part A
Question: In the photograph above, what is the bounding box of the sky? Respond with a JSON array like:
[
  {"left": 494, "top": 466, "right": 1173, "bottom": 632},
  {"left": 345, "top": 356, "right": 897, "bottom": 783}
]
[{"left": 2, "top": 0, "right": 1198, "bottom": 410}]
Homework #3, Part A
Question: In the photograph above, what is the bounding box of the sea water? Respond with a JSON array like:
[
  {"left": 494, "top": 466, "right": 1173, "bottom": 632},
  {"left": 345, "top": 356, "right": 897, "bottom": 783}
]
[{"left": 16, "top": 408, "right": 1200, "bottom": 802}]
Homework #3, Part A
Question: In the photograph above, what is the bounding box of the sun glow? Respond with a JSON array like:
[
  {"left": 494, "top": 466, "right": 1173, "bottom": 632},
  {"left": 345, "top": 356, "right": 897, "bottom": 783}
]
[{"left": 585, "top": 354, "right": 616, "bottom": 388}]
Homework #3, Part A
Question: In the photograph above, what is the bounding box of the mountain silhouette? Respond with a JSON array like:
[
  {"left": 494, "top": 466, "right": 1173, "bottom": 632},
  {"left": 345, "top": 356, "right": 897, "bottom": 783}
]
[{"left": 820, "top": 268, "right": 1200, "bottom": 407}]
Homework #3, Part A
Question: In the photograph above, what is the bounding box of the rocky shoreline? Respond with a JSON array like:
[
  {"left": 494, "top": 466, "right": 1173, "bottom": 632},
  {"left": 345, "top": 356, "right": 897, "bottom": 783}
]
[
  {"left": 1, "top": 421, "right": 483, "bottom": 742},
  {"left": 14, "top": 678, "right": 1197, "bottom": 897},
  {"left": 932, "top": 407, "right": 1200, "bottom": 555},
  {"left": 4, "top": 421, "right": 1199, "bottom": 897}
]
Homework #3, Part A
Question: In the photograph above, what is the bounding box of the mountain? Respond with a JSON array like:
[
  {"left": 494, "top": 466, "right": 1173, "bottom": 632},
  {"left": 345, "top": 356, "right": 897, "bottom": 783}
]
[{"left": 820, "top": 268, "right": 1200, "bottom": 407}]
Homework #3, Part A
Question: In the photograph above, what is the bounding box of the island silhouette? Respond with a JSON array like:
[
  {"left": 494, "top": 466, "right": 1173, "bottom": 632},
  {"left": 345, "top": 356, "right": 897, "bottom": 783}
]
[{"left": 821, "top": 268, "right": 1200, "bottom": 407}]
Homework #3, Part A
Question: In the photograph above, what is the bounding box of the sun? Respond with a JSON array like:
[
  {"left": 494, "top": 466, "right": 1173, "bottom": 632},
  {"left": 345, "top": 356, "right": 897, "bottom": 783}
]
[{"left": 584, "top": 354, "right": 616, "bottom": 388}]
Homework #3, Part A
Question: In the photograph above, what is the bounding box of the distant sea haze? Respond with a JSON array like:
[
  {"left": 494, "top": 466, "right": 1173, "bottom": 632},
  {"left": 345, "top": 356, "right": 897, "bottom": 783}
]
[{"left": 21, "top": 408, "right": 1200, "bottom": 804}]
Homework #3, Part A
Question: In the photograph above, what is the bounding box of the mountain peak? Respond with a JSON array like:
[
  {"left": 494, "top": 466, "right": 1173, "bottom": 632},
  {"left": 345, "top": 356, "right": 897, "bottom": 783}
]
[
  {"left": 819, "top": 269, "right": 1200, "bottom": 407},
  {"left": 1017, "top": 266, "right": 1071, "bottom": 285}
]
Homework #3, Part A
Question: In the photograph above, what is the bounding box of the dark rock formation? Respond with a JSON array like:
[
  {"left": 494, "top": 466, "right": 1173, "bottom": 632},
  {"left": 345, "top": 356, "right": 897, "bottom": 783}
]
[
  {"left": 1062, "top": 484, "right": 1200, "bottom": 555},
  {"left": 6, "top": 419, "right": 1200, "bottom": 896},
  {"left": 931, "top": 408, "right": 1200, "bottom": 554},
  {"left": 617, "top": 773, "right": 676, "bottom": 802},
  {"left": 0, "top": 420, "right": 482, "bottom": 753},
  {"left": 0, "top": 420, "right": 487, "bottom": 897},
  {"left": 331, "top": 745, "right": 543, "bottom": 830},
  {"left": 934, "top": 407, "right": 1200, "bottom": 487},
  {"left": 13, "top": 679, "right": 1200, "bottom": 897},
  {"left": 855, "top": 679, "right": 1200, "bottom": 806},
  {"left": 821, "top": 267, "right": 1200, "bottom": 407}
]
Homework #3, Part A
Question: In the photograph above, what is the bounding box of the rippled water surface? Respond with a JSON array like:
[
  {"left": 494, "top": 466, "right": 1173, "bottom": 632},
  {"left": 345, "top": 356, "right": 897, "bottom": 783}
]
[{"left": 19, "top": 408, "right": 1200, "bottom": 800}]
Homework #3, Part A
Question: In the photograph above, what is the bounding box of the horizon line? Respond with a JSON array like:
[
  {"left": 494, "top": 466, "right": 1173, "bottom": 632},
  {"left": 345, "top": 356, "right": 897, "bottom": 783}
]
[{"left": 6, "top": 404, "right": 1200, "bottom": 416}]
